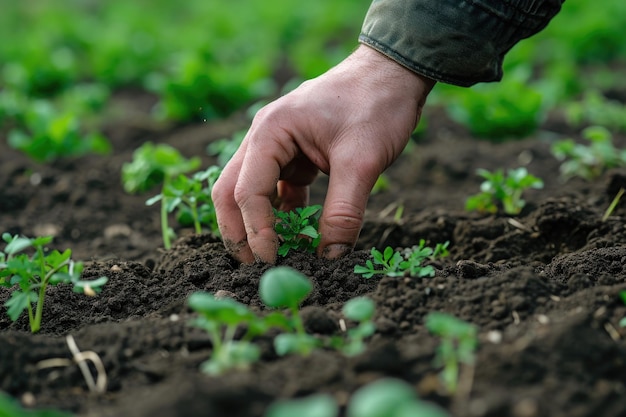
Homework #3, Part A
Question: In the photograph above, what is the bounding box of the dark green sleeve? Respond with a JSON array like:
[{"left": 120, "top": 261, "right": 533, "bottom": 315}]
[{"left": 359, "top": 0, "right": 564, "bottom": 86}]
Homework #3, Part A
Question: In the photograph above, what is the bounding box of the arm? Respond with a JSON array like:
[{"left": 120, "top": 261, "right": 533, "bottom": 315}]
[
  {"left": 360, "top": 0, "right": 565, "bottom": 86},
  {"left": 212, "top": 0, "right": 564, "bottom": 264}
]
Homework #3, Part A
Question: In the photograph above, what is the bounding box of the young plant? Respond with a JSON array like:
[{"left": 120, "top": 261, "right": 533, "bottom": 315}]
[
  {"left": 0, "top": 391, "right": 74, "bottom": 417},
  {"left": 445, "top": 71, "right": 544, "bottom": 140},
  {"left": 425, "top": 312, "right": 478, "bottom": 395},
  {"left": 551, "top": 126, "right": 626, "bottom": 180},
  {"left": 337, "top": 296, "right": 376, "bottom": 356},
  {"left": 121, "top": 142, "right": 201, "bottom": 249},
  {"left": 7, "top": 100, "right": 111, "bottom": 163},
  {"left": 265, "top": 378, "right": 450, "bottom": 417},
  {"left": 354, "top": 240, "right": 449, "bottom": 279},
  {"left": 347, "top": 378, "right": 451, "bottom": 417},
  {"left": 188, "top": 292, "right": 261, "bottom": 376},
  {"left": 274, "top": 205, "right": 322, "bottom": 257},
  {"left": 465, "top": 167, "right": 544, "bottom": 215},
  {"left": 0, "top": 233, "right": 108, "bottom": 333},
  {"left": 265, "top": 393, "right": 338, "bottom": 417},
  {"left": 207, "top": 129, "right": 246, "bottom": 167},
  {"left": 259, "top": 266, "right": 319, "bottom": 356},
  {"left": 602, "top": 187, "right": 625, "bottom": 222},
  {"left": 146, "top": 165, "right": 222, "bottom": 237}
]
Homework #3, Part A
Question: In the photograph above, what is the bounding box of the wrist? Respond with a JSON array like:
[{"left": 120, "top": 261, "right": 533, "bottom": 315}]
[{"left": 350, "top": 44, "right": 436, "bottom": 103}]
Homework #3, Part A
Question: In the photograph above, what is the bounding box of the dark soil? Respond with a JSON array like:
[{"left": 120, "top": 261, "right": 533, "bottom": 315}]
[{"left": 2, "top": 90, "right": 626, "bottom": 417}]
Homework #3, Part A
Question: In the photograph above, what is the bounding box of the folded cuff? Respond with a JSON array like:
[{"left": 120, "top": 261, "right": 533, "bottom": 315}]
[{"left": 359, "top": 0, "right": 564, "bottom": 87}]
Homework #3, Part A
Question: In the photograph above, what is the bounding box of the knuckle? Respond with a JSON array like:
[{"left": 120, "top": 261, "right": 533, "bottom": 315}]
[{"left": 322, "top": 201, "right": 365, "bottom": 233}]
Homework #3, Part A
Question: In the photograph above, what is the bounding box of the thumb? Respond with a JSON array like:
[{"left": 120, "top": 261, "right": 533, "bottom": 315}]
[{"left": 317, "top": 153, "right": 382, "bottom": 259}]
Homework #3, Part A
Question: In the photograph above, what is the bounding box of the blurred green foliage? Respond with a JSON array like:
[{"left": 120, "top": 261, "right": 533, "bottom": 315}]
[
  {"left": 0, "top": 0, "right": 367, "bottom": 124},
  {"left": 434, "top": 0, "right": 626, "bottom": 139},
  {"left": 1, "top": 0, "right": 625, "bottom": 146}
]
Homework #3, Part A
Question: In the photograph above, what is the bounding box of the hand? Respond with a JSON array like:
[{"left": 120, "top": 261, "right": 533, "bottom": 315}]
[{"left": 212, "top": 44, "right": 435, "bottom": 263}]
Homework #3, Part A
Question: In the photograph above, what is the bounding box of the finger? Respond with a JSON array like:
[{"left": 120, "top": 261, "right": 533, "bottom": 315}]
[
  {"left": 236, "top": 125, "right": 300, "bottom": 263},
  {"left": 275, "top": 156, "right": 318, "bottom": 212},
  {"left": 317, "top": 150, "right": 382, "bottom": 259},
  {"left": 276, "top": 180, "right": 309, "bottom": 213},
  {"left": 212, "top": 141, "right": 255, "bottom": 263}
]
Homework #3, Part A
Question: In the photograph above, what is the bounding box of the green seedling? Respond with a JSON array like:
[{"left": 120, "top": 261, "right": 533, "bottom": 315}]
[
  {"left": 347, "top": 378, "right": 450, "bottom": 417},
  {"left": 122, "top": 142, "right": 201, "bottom": 249},
  {"left": 336, "top": 296, "right": 376, "bottom": 356},
  {"left": 0, "top": 233, "right": 108, "bottom": 333},
  {"left": 618, "top": 291, "right": 626, "bottom": 328},
  {"left": 551, "top": 126, "right": 626, "bottom": 181},
  {"left": 425, "top": 312, "right": 478, "bottom": 395},
  {"left": 466, "top": 167, "right": 544, "bottom": 215},
  {"left": 602, "top": 187, "right": 625, "bottom": 222},
  {"left": 207, "top": 129, "right": 246, "bottom": 167},
  {"left": 188, "top": 292, "right": 261, "bottom": 375},
  {"left": 265, "top": 378, "right": 449, "bottom": 417},
  {"left": 274, "top": 205, "right": 322, "bottom": 257},
  {"left": 445, "top": 70, "right": 544, "bottom": 140},
  {"left": 147, "top": 165, "right": 222, "bottom": 237},
  {"left": 265, "top": 393, "right": 338, "bottom": 417},
  {"left": 354, "top": 240, "right": 449, "bottom": 279},
  {"left": 565, "top": 90, "right": 626, "bottom": 133},
  {"left": 7, "top": 100, "right": 110, "bottom": 163},
  {"left": 0, "top": 391, "right": 74, "bottom": 417},
  {"left": 259, "top": 266, "right": 319, "bottom": 356}
]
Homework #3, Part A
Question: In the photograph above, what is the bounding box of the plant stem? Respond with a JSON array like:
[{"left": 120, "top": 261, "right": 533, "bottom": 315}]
[
  {"left": 291, "top": 307, "right": 306, "bottom": 335},
  {"left": 30, "top": 244, "right": 48, "bottom": 332},
  {"left": 161, "top": 178, "right": 172, "bottom": 249},
  {"left": 190, "top": 202, "right": 202, "bottom": 234},
  {"left": 602, "top": 187, "right": 624, "bottom": 221}
]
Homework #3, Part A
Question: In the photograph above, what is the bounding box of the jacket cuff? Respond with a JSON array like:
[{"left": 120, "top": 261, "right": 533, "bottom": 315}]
[{"left": 359, "top": 0, "right": 564, "bottom": 87}]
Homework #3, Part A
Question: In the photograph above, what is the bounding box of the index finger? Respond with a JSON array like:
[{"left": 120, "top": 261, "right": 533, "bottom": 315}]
[{"left": 234, "top": 124, "right": 301, "bottom": 263}]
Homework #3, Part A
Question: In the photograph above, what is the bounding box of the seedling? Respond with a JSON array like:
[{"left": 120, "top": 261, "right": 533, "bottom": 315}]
[
  {"left": 425, "top": 312, "right": 478, "bottom": 395},
  {"left": 146, "top": 165, "right": 222, "bottom": 237},
  {"left": 122, "top": 142, "right": 201, "bottom": 249},
  {"left": 207, "top": 129, "right": 246, "bottom": 167},
  {"left": 274, "top": 205, "right": 322, "bottom": 257},
  {"left": 188, "top": 292, "right": 261, "bottom": 375},
  {"left": 565, "top": 90, "right": 626, "bottom": 133},
  {"left": 445, "top": 72, "right": 544, "bottom": 139},
  {"left": 265, "top": 378, "right": 450, "bottom": 417},
  {"left": 618, "top": 291, "right": 626, "bottom": 328},
  {"left": 354, "top": 240, "right": 449, "bottom": 279},
  {"left": 0, "top": 233, "right": 108, "bottom": 333},
  {"left": 347, "top": 378, "right": 450, "bottom": 417},
  {"left": 602, "top": 187, "right": 625, "bottom": 222},
  {"left": 465, "top": 167, "right": 544, "bottom": 215},
  {"left": 0, "top": 391, "right": 74, "bottom": 417},
  {"left": 551, "top": 126, "right": 626, "bottom": 180},
  {"left": 7, "top": 101, "right": 111, "bottom": 163},
  {"left": 336, "top": 296, "right": 376, "bottom": 356},
  {"left": 259, "top": 266, "right": 319, "bottom": 356}
]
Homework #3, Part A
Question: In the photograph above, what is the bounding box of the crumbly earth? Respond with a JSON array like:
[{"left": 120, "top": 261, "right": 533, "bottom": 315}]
[{"left": 1, "top": 90, "right": 626, "bottom": 417}]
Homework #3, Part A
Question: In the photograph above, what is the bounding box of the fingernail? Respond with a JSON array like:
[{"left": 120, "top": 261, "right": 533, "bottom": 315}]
[{"left": 323, "top": 244, "right": 352, "bottom": 260}]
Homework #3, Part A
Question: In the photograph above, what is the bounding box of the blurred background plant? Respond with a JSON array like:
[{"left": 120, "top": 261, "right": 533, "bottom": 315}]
[{"left": 1, "top": 0, "right": 625, "bottom": 158}]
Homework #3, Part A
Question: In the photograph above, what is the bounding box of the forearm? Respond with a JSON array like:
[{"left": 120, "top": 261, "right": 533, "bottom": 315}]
[{"left": 359, "top": 0, "right": 565, "bottom": 87}]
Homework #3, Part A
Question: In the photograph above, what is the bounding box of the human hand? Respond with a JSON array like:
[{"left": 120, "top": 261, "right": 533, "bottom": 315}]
[{"left": 212, "top": 44, "right": 435, "bottom": 264}]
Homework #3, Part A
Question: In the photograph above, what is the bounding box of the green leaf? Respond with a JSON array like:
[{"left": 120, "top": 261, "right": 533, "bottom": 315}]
[
  {"left": 5, "top": 291, "right": 35, "bottom": 321},
  {"left": 259, "top": 267, "right": 312, "bottom": 309},
  {"left": 4, "top": 236, "right": 34, "bottom": 255},
  {"left": 188, "top": 292, "right": 254, "bottom": 326},
  {"left": 347, "top": 378, "right": 416, "bottom": 417},
  {"left": 0, "top": 391, "right": 75, "bottom": 417},
  {"left": 343, "top": 297, "right": 375, "bottom": 322},
  {"left": 274, "top": 333, "right": 319, "bottom": 356},
  {"left": 265, "top": 393, "right": 338, "bottom": 417}
]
